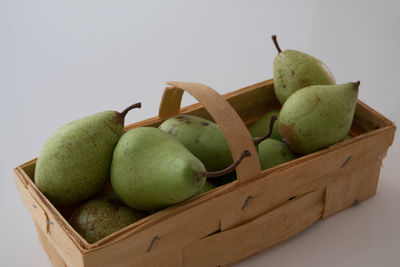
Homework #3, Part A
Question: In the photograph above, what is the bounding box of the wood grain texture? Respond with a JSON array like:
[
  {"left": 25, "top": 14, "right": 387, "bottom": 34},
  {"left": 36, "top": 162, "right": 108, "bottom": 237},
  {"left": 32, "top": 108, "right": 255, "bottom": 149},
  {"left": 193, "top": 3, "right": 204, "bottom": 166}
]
[
  {"left": 182, "top": 188, "right": 325, "bottom": 267},
  {"left": 35, "top": 222, "right": 67, "bottom": 267},
  {"left": 14, "top": 167, "right": 86, "bottom": 267},
  {"left": 323, "top": 153, "right": 385, "bottom": 218}
]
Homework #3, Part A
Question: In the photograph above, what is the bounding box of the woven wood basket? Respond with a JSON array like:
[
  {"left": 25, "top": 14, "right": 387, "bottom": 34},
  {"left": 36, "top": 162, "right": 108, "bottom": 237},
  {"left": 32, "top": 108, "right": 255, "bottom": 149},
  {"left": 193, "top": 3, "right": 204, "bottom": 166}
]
[{"left": 14, "top": 79, "right": 396, "bottom": 267}]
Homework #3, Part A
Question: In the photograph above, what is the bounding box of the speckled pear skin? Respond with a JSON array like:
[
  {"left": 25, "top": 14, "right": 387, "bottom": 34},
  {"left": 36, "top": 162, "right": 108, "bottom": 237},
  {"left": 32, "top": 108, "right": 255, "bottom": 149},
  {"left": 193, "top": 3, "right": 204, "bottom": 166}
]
[
  {"left": 111, "top": 127, "right": 206, "bottom": 211},
  {"left": 257, "top": 139, "right": 296, "bottom": 170},
  {"left": 69, "top": 193, "right": 147, "bottom": 243},
  {"left": 194, "top": 182, "right": 216, "bottom": 196},
  {"left": 279, "top": 82, "right": 359, "bottom": 155},
  {"left": 273, "top": 49, "right": 336, "bottom": 104},
  {"left": 248, "top": 110, "right": 282, "bottom": 140},
  {"left": 159, "top": 115, "right": 233, "bottom": 172},
  {"left": 35, "top": 111, "right": 125, "bottom": 205}
]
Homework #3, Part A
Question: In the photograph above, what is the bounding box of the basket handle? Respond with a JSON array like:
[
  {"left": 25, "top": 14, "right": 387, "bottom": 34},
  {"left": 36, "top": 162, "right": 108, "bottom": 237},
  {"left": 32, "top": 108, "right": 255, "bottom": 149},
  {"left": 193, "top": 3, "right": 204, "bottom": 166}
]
[{"left": 158, "top": 81, "right": 261, "bottom": 184}]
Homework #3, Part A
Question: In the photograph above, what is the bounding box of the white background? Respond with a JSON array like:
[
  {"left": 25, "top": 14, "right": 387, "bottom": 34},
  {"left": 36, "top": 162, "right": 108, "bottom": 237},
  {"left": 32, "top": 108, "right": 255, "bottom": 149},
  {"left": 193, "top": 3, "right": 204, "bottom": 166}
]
[{"left": 1, "top": 1, "right": 399, "bottom": 266}]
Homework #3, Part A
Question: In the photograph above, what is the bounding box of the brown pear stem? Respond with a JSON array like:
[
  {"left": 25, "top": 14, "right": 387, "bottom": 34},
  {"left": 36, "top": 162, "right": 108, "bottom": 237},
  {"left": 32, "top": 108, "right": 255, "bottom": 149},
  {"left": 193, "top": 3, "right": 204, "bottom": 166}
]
[
  {"left": 199, "top": 150, "right": 251, "bottom": 178},
  {"left": 271, "top": 35, "right": 282, "bottom": 53},
  {"left": 253, "top": 114, "right": 278, "bottom": 146},
  {"left": 119, "top": 102, "right": 142, "bottom": 119}
]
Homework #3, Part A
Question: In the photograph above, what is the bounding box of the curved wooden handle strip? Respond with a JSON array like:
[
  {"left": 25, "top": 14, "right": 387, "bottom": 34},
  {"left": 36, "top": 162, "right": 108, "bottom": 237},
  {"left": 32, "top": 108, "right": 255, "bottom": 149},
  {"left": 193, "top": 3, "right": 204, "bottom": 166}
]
[{"left": 158, "top": 81, "right": 261, "bottom": 184}]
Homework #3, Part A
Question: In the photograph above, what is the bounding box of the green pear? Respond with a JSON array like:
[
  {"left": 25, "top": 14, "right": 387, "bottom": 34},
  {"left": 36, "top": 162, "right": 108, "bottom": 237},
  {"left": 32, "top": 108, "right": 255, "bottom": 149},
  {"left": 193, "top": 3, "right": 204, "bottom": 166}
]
[
  {"left": 111, "top": 127, "right": 250, "bottom": 211},
  {"left": 279, "top": 82, "right": 359, "bottom": 155},
  {"left": 111, "top": 127, "right": 206, "bottom": 211},
  {"left": 343, "top": 134, "right": 353, "bottom": 140},
  {"left": 209, "top": 138, "right": 296, "bottom": 186},
  {"left": 69, "top": 192, "right": 147, "bottom": 243},
  {"left": 194, "top": 182, "right": 216, "bottom": 196},
  {"left": 248, "top": 110, "right": 282, "bottom": 140},
  {"left": 158, "top": 115, "right": 233, "bottom": 172},
  {"left": 272, "top": 35, "right": 336, "bottom": 104},
  {"left": 209, "top": 139, "right": 296, "bottom": 186},
  {"left": 257, "top": 139, "right": 296, "bottom": 170},
  {"left": 35, "top": 103, "right": 141, "bottom": 205}
]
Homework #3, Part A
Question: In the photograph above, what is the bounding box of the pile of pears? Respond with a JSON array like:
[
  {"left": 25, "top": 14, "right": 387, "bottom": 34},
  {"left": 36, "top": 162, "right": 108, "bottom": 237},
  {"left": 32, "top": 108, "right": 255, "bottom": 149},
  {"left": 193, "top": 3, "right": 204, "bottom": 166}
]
[
  {"left": 33, "top": 35, "right": 359, "bottom": 243},
  {"left": 34, "top": 102, "right": 251, "bottom": 243},
  {"left": 270, "top": 35, "right": 359, "bottom": 155}
]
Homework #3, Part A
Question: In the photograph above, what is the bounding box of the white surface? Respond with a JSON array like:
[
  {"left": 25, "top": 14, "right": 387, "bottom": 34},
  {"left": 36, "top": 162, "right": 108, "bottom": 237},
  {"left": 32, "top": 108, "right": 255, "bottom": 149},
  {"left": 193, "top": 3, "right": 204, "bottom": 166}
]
[{"left": 1, "top": 1, "right": 399, "bottom": 266}]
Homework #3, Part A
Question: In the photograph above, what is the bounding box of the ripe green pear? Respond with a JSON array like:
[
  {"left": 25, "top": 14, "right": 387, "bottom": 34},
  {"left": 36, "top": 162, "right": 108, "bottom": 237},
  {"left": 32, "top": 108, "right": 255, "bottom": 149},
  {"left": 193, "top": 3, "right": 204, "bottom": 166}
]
[
  {"left": 279, "top": 82, "right": 359, "bottom": 155},
  {"left": 209, "top": 139, "right": 296, "bottom": 186},
  {"left": 209, "top": 138, "right": 296, "bottom": 186},
  {"left": 159, "top": 115, "right": 233, "bottom": 172},
  {"left": 35, "top": 103, "right": 141, "bottom": 205},
  {"left": 344, "top": 134, "right": 353, "bottom": 140},
  {"left": 69, "top": 192, "right": 147, "bottom": 243},
  {"left": 111, "top": 127, "right": 207, "bottom": 211},
  {"left": 272, "top": 35, "right": 336, "bottom": 104},
  {"left": 257, "top": 139, "right": 296, "bottom": 170},
  {"left": 248, "top": 110, "right": 282, "bottom": 140},
  {"left": 194, "top": 182, "right": 216, "bottom": 196}
]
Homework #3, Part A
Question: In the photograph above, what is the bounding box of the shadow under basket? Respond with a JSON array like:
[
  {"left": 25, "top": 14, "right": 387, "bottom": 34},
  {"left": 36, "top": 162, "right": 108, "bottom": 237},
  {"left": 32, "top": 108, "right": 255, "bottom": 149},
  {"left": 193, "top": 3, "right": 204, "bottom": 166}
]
[{"left": 14, "top": 79, "right": 396, "bottom": 267}]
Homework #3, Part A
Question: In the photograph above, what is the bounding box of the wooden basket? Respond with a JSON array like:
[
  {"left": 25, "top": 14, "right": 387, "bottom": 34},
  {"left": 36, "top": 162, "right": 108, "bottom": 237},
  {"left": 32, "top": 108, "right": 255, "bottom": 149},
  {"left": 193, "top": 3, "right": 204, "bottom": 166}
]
[{"left": 14, "top": 79, "right": 396, "bottom": 267}]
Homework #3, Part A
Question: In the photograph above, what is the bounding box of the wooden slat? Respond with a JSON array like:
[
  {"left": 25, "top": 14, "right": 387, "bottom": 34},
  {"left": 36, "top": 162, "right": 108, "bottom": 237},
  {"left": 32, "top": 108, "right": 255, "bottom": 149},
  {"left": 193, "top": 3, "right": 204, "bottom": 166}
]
[
  {"left": 35, "top": 222, "right": 67, "bottom": 267},
  {"left": 85, "top": 247, "right": 182, "bottom": 267},
  {"left": 182, "top": 188, "right": 325, "bottom": 267},
  {"left": 158, "top": 87, "right": 184, "bottom": 118},
  {"left": 353, "top": 100, "right": 394, "bottom": 131},
  {"left": 20, "top": 158, "right": 36, "bottom": 178},
  {"left": 220, "top": 132, "right": 392, "bottom": 230},
  {"left": 82, "top": 195, "right": 223, "bottom": 266},
  {"left": 131, "top": 249, "right": 182, "bottom": 267},
  {"left": 14, "top": 168, "right": 86, "bottom": 267},
  {"left": 323, "top": 153, "right": 385, "bottom": 218}
]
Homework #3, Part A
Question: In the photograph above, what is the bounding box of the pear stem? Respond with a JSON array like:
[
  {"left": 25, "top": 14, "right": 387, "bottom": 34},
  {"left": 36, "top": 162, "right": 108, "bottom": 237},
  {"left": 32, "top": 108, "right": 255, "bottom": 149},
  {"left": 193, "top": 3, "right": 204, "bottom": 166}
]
[
  {"left": 119, "top": 102, "right": 142, "bottom": 119},
  {"left": 271, "top": 35, "right": 282, "bottom": 53},
  {"left": 199, "top": 150, "right": 251, "bottom": 178},
  {"left": 253, "top": 114, "right": 278, "bottom": 146}
]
